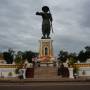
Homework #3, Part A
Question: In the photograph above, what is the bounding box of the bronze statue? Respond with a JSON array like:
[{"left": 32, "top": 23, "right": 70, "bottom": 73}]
[{"left": 36, "top": 6, "right": 53, "bottom": 39}]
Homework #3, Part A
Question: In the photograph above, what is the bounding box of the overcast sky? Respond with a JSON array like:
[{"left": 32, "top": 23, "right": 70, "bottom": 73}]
[{"left": 0, "top": 0, "right": 90, "bottom": 55}]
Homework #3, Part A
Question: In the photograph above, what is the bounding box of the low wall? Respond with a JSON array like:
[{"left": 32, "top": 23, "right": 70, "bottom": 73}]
[
  {"left": 71, "top": 63, "right": 90, "bottom": 77},
  {"left": 0, "top": 64, "right": 24, "bottom": 78},
  {"left": 0, "top": 68, "right": 17, "bottom": 78},
  {"left": 79, "top": 67, "right": 90, "bottom": 76},
  {"left": 0, "top": 63, "right": 90, "bottom": 78}
]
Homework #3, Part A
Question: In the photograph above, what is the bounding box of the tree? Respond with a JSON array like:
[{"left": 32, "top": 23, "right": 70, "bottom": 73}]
[
  {"left": 14, "top": 50, "right": 38, "bottom": 64},
  {"left": 68, "top": 53, "right": 77, "bottom": 63},
  {"left": 78, "top": 46, "right": 90, "bottom": 62},
  {"left": 3, "top": 49, "right": 14, "bottom": 64},
  {"left": 58, "top": 50, "right": 78, "bottom": 67},
  {"left": 85, "top": 46, "right": 90, "bottom": 51},
  {"left": 58, "top": 50, "right": 68, "bottom": 63},
  {"left": 14, "top": 54, "right": 23, "bottom": 64},
  {"left": 85, "top": 46, "right": 90, "bottom": 59},
  {"left": 78, "top": 50, "right": 86, "bottom": 62},
  {"left": 23, "top": 51, "right": 38, "bottom": 63}
]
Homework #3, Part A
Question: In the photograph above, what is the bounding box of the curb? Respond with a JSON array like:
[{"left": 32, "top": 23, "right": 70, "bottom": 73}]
[{"left": 0, "top": 78, "right": 90, "bottom": 83}]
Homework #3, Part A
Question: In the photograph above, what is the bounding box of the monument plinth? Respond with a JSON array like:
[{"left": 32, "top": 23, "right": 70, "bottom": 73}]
[
  {"left": 36, "top": 6, "right": 55, "bottom": 62},
  {"left": 39, "top": 39, "right": 54, "bottom": 62}
]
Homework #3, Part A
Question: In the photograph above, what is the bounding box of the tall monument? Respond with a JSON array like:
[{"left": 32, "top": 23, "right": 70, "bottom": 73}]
[{"left": 36, "top": 6, "right": 54, "bottom": 62}]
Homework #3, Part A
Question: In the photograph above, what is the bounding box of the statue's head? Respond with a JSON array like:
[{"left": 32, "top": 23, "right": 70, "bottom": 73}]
[{"left": 42, "top": 6, "right": 49, "bottom": 12}]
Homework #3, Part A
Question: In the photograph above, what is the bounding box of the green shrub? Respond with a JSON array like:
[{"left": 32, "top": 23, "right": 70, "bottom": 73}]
[
  {"left": 15, "top": 68, "right": 19, "bottom": 74},
  {"left": 8, "top": 72, "right": 12, "bottom": 76}
]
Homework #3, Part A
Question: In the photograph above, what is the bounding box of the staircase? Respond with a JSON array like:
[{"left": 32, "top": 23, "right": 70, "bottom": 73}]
[{"left": 34, "top": 66, "right": 58, "bottom": 79}]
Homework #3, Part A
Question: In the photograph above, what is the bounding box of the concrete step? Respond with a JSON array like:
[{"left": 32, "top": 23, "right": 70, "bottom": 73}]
[{"left": 34, "top": 66, "right": 58, "bottom": 78}]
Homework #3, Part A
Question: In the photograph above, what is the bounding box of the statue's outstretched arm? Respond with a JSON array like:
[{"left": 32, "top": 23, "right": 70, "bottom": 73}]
[{"left": 36, "top": 12, "right": 43, "bottom": 16}]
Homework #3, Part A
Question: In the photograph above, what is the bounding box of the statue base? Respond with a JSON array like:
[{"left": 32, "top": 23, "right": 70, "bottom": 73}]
[{"left": 38, "top": 39, "right": 54, "bottom": 62}]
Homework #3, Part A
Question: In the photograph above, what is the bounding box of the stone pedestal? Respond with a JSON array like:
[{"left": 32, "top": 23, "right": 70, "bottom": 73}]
[{"left": 39, "top": 39, "right": 54, "bottom": 62}]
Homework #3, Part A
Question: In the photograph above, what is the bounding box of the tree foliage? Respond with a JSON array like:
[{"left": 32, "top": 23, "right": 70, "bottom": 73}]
[
  {"left": 58, "top": 50, "right": 77, "bottom": 64},
  {"left": 68, "top": 53, "right": 78, "bottom": 65},
  {"left": 14, "top": 51, "right": 38, "bottom": 64},
  {"left": 78, "top": 50, "right": 86, "bottom": 62},
  {"left": 23, "top": 51, "right": 38, "bottom": 63},
  {"left": 78, "top": 46, "right": 90, "bottom": 62},
  {"left": 58, "top": 50, "right": 68, "bottom": 63},
  {"left": 3, "top": 49, "right": 38, "bottom": 64},
  {"left": 3, "top": 49, "right": 14, "bottom": 64}
]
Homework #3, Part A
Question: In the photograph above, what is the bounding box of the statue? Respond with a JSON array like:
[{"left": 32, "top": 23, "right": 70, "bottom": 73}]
[{"left": 36, "top": 6, "right": 53, "bottom": 39}]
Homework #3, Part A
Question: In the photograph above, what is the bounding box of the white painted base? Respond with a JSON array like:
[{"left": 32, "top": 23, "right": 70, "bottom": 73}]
[
  {"left": 69, "top": 68, "right": 74, "bottom": 78},
  {"left": 22, "top": 69, "right": 26, "bottom": 79}
]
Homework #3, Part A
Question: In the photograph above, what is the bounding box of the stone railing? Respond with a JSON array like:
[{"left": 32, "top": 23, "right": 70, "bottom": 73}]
[
  {"left": 70, "top": 63, "right": 90, "bottom": 68},
  {"left": 0, "top": 64, "right": 24, "bottom": 68}
]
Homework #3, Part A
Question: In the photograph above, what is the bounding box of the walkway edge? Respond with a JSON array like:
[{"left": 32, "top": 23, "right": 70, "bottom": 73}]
[{"left": 0, "top": 78, "right": 90, "bottom": 83}]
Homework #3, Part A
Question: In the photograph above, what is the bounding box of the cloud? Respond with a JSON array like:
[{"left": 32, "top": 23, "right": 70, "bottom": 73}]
[
  {"left": 79, "top": 0, "right": 90, "bottom": 28},
  {"left": 0, "top": 0, "right": 90, "bottom": 55}
]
